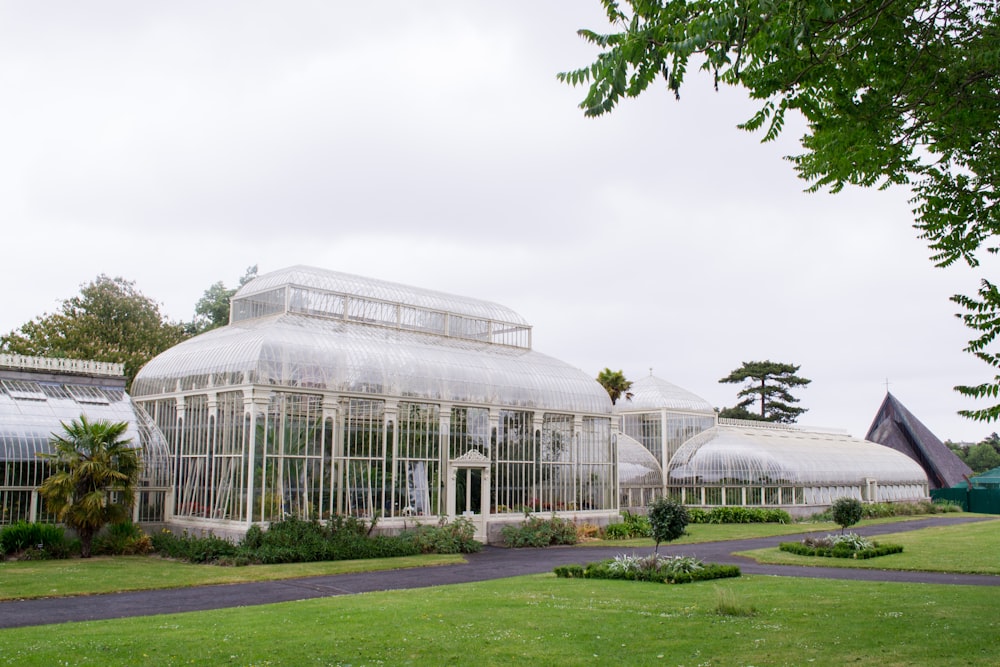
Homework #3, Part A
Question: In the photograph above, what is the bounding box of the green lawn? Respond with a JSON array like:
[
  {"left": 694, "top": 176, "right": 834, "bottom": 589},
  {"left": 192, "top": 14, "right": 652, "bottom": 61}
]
[
  {"left": 0, "top": 516, "right": 983, "bottom": 601},
  {"left": 0, "top": 554, "right": 463, "bottom": 601},
  {"left": 2, "top": 574, "right": 998, "bottom": 665},
  {"left": 585, "top": 513, "right": 944, "bottom": 548},
  {"left": 738, "top": 517, "right": 1000, "bottom": 574},
  {"left": 3, "top": 516, "right": 998, "bottom": 665}
]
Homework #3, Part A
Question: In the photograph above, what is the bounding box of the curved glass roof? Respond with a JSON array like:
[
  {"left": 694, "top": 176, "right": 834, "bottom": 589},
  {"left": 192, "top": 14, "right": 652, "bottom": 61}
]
[
  {"left": 133, "top": 313, "right": 612, "bottom": 415},
  {"left": 667, "top": 422, "right": 928, "bottom": 486},
  {"left": 617, "top": 374, "right": 715, "bottom": 414},
  {"left": 0, "top": 381, "right": 171, "bottom": 485},
  {"left": 619, "top": 433, "right": 663, "bottom": 486},
  {"left": 231, "top": 266, "right": 531, "bottom": 348}
]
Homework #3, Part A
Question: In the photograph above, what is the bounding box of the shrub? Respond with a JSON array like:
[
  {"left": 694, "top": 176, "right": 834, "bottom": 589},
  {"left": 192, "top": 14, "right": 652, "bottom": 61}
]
[
  {"left": 0, "top": 521, "right": 73, "bottom": 560},
  {"left": 687, "top": 508, "right": 710, "bottom": 524},
  {"left": 405, "top": 517, "right": 482, "bottom": 554},
  {"left": 152, "top": 515, "right": 479, "bottom": 565},
  {"left": 604, "top": 512, "right": 652, "bottom": 539},
  {"left": 553, "top": 564, "right": 585, "bottom": 578},
  {"left": 231, "top": 517, "right": 421, "bottom": 564},
  {"left": 500, "top": 514, "right": 578, "bottom": 548},
  {"left": 831, "top": 497, "right": 864, "bottom": 532},
  {"left": 93, "top": 521, "right": 153, "bottom": 556},
  {"left": 648, "top": 498, "right": 689, "bottom": 551},
  {"left": 932, "top": 499, "right": 963, "bottom": 513},
  {"left": 603, "top": 523, "right": 632, "bottom": 540},
  {"left": 575, "top": 522, "right": 601, "bottom": 541},
  {"left": 861, "top": 502, "right": 897, "bottom": 518},
  {"left": 696, "top": 507, "right": 792, "bottom": 524},
  {"left": 151, "top": 529, "right": 238, "bottom": 563},
  {"left": 621, "top": 511, "right": 652, "bottom": 537}
]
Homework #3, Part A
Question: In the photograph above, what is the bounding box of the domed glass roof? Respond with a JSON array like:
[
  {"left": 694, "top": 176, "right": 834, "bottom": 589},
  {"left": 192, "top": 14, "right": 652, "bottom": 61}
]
[
  {"left": 134, "top": 315, "right": 611, "bottom": 415},
  {"left": 618, "top": 374, "right": 714, "bottom": 414},
  {"left": 618, "top": 433, "right": 663, "bottom": 486},
  {"left": 667, "top": 422, "right": 928, "bottom": 486}
]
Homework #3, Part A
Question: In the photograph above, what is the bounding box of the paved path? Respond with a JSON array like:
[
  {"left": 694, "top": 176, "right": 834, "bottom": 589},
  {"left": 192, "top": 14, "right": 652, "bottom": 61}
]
[{"left": 1, "top": 516, "right": 996, "bottom": 629}]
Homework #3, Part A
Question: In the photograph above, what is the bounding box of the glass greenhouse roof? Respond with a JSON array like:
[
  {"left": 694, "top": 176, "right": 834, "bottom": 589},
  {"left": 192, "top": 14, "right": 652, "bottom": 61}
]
[
  {"left": 231, "top": 266, "right": 532, "bottom": 348},
  {"left": 619, "top": 433, "right": 663, "bottom": 486},
  {"left": 0, "top": 380, "right": 170, "bottom": 482},
  {"left": 133, "top": 312, "right": 612, "bottom": 415},
  {"left": 667, "top": 422, "right": 928, "bottom": 486},
  {"left": 617, "top": 374, "right": 715, "bottom": 414}
]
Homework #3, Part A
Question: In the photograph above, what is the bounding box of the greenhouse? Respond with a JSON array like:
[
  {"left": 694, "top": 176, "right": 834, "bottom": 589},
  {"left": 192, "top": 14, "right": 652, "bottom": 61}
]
[
  {"left": 617, "top": 374, "right": 716, "bottom": 507},
  {"left": 0, "top": 354, "right": 171, "bottom": 527},
  {"left": 131, "top": 266, "right": 618, "bottom": 542},
  {"left": 665, "top": 420, "right": 929, "bottom": 515}
]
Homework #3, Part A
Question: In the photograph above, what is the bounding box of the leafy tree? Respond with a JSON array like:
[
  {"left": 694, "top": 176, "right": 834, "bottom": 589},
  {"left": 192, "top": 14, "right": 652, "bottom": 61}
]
[
  {"left": 717, "top": 405, "right": 766, "bottom": 422},
  {"left": 0, "top": 275, "right": 187, "bottom": 389},
  {"left": 830, "top": 497, "right": 864, "bottom": 534},
  {"left": 560, "top": 1, "right": 1000, "bottom": 419},
  {"left": 647, "top": 497, "right": 689, "bottom": 553},
  {"left": 597, "top": 368, "right": 633, "bottom": 405},
  {"left": 189, "top": 265, "right": 258, "bottom": 334},
  {"left": 965, "top": 441, "right": 1000, "bottom": 474},
  {"left": 953, "top": 282, "right": 1000, "bottom": 421},
  {"left": 38, "top": 416, "right": 142, "bottom": 558},
  {"left": 719, "top": 361, "right": 811, "bottom": 423}
]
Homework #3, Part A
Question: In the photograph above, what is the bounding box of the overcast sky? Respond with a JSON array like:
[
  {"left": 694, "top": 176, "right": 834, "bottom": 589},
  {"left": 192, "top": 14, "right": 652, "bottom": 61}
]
[{"left": 2, "top": 2, "right": 995, "bottom": 442}]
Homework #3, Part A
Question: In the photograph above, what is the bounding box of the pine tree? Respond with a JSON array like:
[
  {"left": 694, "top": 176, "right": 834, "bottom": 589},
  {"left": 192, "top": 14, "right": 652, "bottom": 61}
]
[{"left": 719, "top": 361, "right": 811, "bottom": 424}]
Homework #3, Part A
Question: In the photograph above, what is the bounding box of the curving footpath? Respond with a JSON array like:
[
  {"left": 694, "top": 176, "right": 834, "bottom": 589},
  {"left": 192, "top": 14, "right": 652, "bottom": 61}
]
[{"left": 1, "top": 516, "right": 996, "bottom": 629}]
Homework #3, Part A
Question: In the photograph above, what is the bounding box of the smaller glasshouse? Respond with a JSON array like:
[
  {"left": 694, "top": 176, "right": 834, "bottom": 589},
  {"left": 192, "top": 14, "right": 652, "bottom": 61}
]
[
  {"left": 618, "top": 374, "right": 929, "bottom": 516},
  {"left": 665, "top": 421, "right": 929, "bottom": 515},
  {"left": 131, "top": 266, "right": 618, "bottom": 542},
  {"left": 617, "top": 374, "right": 717, "bottom": 509},
  {"left": 0, "top": 354, "right": 171, "bottom": 526}
]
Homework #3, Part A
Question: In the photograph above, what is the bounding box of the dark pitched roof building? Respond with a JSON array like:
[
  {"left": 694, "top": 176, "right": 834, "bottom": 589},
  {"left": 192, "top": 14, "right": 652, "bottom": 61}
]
[{"left": 866, "top": 393, "right": 972, "bottom": 489}]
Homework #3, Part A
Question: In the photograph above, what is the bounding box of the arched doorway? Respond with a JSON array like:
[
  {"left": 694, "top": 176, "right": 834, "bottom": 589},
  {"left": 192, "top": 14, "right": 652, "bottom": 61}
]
[{"left": 447, "top": 450, "right": 491, "bottom": 542}]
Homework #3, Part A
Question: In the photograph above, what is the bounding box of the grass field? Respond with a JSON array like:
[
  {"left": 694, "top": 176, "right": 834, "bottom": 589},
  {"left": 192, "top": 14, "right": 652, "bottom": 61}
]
[
  {"left": 0, "top": 516, "right": 986, "bottom": 601},
  {"left": 738, "top": 517, "right": 1000, "bottom": 574},
  {"left": 2, "top": 574, "right": 998, "bottom": 666},
  {"left": 0, "top": 517, "right": 894, "bottom": 601},
  {"left": 0, "top": 554, "right": 463, "bottom": 601},
  {"left": 2, "top": 517, "right": 999, "bottom": 665}
]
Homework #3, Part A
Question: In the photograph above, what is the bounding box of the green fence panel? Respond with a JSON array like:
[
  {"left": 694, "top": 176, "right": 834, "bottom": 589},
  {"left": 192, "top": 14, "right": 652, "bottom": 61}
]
[
  {"left": 931, "top": 488, "right": 969, "bottom": 511},
  {"left": 931, "top": 487, "right": 1000, "bottom": 514}
]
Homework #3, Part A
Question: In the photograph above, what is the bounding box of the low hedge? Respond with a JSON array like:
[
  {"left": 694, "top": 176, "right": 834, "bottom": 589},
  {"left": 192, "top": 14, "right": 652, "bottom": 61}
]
[
  {"left": 778, "top": 541, "right": 904, "bottom": 559},
  {"left": 554, "top": 559, "right": 741, "bottom": 584},
  {"left": 0, "top": 521, "right": 75, "bottom": 560},
  {"left": 152, "top": 516, "right": 481, "bottom": 565},
  {"left": 688, "top": 506, "right": 791, "bottom": 524},
  {"left": 603, "top": 511, "right": 653, "bottom": 540},
  {"left": 500, "top": 514, "right": 578, "bottom": 547}
]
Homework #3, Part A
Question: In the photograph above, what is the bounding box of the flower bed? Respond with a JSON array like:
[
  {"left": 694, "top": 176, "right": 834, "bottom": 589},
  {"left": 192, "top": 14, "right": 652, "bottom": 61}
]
[
  {"left": 554, "top": 553, "right": 740, "bottom": 584},
  {"left": 779, "top": 532, "right": 903, "bottom": 560}
]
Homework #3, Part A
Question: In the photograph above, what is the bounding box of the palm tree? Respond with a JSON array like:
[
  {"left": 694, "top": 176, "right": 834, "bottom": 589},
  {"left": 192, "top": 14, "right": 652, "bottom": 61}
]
[
  {"left": 597, "top": 368, "right": 633, "bottom": 405},
  {"left": 38, "top": 416, "right": 142, "bottom": 557}
]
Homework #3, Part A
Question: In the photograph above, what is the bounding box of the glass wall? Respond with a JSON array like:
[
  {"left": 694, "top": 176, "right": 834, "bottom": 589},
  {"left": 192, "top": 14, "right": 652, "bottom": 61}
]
[
  {"left": 139, "top": 389, "right": 618, "bottom": 529},
  {"left": 621, "top": 411, "right": 716, "bottom": 466},
  {"left": 395, "top": 402, "right": 441, "bottom": 517},
  {"left": 494, "top": 410, "right": 533, "bottom": 513},
  {"left": 337, "top": 398, "right": 385, "bottom": 519},
  {"left": 622, "top": 412, "right": 663, "bottom": 464}
]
